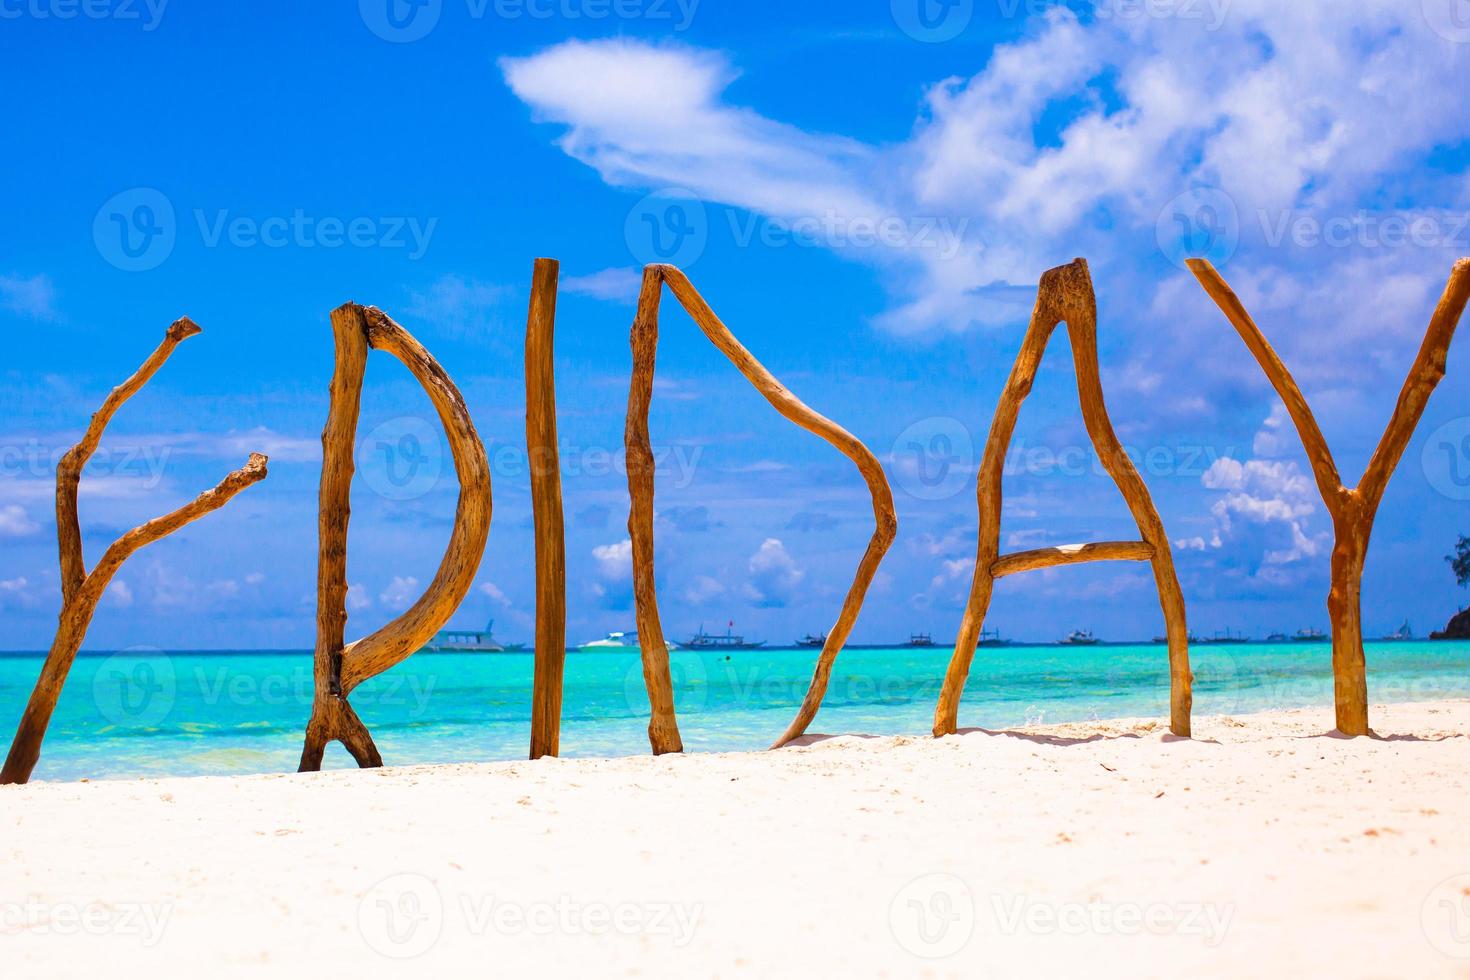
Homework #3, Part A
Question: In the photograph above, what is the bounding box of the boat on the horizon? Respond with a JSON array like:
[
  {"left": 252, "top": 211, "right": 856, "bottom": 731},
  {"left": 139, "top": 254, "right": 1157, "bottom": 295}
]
[
  {"left": 1266, "top": 631, "right": 1289, "bottom": 642},
  {"left": 1293, "top": 627, "right": 1328, "bottom": 643},
  {"left": 1199, "top": 629, "right": 1247, "bottom": 645},
  {"left": 686, "top": 623, "right": 765, "bottom": 651},
  {"left": 421, "top": 620, "right": 523, "bottom": 653},
  {"left": 1382, "top": 620, "right": 1414, "bottom": 641},
  {"left": 796, "top": 633, "right": 827, "bottom": 648},
  {"left": 978, "top": 628, "right": 1010, "bottom": 647},
  {"left": 908, "top": 632, "right": 935, "bottom": 647},
  {"left": 1061, "top": 629, "right": 1100, "bottom": 646},
  {"left": 579, "top": 630, "right": 678, "bottom": 652}
]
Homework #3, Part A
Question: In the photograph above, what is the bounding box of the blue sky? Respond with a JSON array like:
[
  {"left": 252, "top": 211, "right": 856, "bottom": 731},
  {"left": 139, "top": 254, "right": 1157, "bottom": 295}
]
[{"left": 2, "top": 0, "right": 1469, "bottom": 650}]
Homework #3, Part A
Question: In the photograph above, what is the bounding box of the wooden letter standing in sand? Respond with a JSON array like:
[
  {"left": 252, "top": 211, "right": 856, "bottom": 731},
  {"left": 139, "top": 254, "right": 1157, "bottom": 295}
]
[
  {"left": 932, "top": 259, "right": 1194, "bottom": 739},
  {"left": 626, "top": 265, "right": 897, "bottom": 755},
  {"left": 298, "top": 304, "right": 492, "bottom": 771},
  {"left": 2, "top": 319, "right": 269, "bottom": 785},
  {"left": 1189, "top": 257, "right": 1470, "bottom": 736},
  {"left": 524, "top": 259, "right": 567, "bottom": 760}
]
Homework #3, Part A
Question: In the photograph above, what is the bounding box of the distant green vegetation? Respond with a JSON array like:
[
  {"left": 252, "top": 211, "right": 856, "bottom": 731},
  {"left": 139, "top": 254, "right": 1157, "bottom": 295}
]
[{"left": 1451, "top": 535, "right": 1470, "bottom": 589}]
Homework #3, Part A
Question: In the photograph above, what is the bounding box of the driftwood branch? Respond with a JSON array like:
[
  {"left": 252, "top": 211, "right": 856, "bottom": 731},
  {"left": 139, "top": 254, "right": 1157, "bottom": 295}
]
[
  {"left": 525, "top": 259, "right": 567, "bottom": 760},
  {"left": 1185, "top": 262, "right": 1344, "bottom": 511},
  {"left": 625, "top": 265, "right": 897, "bottom": 754},
  {"left": 2, "top": 320, "right": 268, "bottom": 785},
  {"left": 625, "top": 267, "right": 683, "bottom": 755},
  {"left": 56, "top": 317, "right": 202, "bottom": 604},
  {"left": 1358, "top": 259, "right": 1470, "bottom": 510},
  {"left": 299, "top": 303, "right": 492, "bottom": 771},
  {"left": 1188, "top": 257, "right": 1470, "bottom": 735},
  {"left": 933, "top": 258, "right": 1192, "bottom": 739},
  {"left": 992, "top": 541, "right": 1154, "bottom": 579}
]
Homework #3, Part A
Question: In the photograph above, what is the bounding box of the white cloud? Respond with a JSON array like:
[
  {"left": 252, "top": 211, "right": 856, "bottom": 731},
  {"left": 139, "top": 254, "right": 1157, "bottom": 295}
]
[
  {"left": 207, "top": 580, "right": 240, "bottom": 600},
  {"left": 1188, "top": 413, "right": 1327, "bottom": 576},
  {"left": 245, "top": 572, "right": 266, "bottom": 586},
  {"left": 929, "top": 557, "right": 974, "bottom": 591},
  {"left": 217, "top": 428, "right": 319, "bottom": 463},
  {"left": 103, "top": 579, "right": 134, "bottom": 609},
  {"left": 405, "top": 275, "right": 511, "bottom": 337},
  {"left": 500, "top": 40, "right": 984, "bottom": 334},
  {"left": 135, "top": 564, "right": 250, "bottom": 611},
  {"left": 682, "top": 574, "right": 726, "bottom": 604},
  {"left": 501, "top": 16, "right": 1470, "bottom": 349},
  {"left": 0, "top": 273, "right": 59, "bottom": 321},
  {"left": 742, "top": 538, "right": 804, "bottom": 608},
  {"left": 1251, "top": 404, "right": 1293, "bottom": 459},
  {"left": 0, "top": 504, "right": 40, "bottom": 538},
  {"left": 592, "top": 539, "right": 634, "bottom": 580},
  {"left": 347, "top": 583, "right": 372, "bottom": 611},
  {"left": 379, "top": 576, "right": 421, "bottom": 608},
  {"left": 590, "top": 538, "right": 635, "bottom": 610},
  {"left": 0, "top": 576, "right": 36, "bottom": 611},
  {"left": 561, "top": 267, "right": 642, "bottom": 302},
  {"left": 478, "top": 581, "right": 513, "bottom": 608}
]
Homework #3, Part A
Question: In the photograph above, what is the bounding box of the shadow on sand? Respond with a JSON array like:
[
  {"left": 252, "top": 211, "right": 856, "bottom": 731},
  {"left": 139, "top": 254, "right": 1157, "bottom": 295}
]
[{"left": 782, "top": 728, "right": 1222, "bottom": 749}]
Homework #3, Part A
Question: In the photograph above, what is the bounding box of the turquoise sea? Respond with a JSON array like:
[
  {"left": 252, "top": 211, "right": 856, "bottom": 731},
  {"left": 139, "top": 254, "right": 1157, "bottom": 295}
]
[{"left": 2, "top": 641, "right": 1468, "bottom": 783}]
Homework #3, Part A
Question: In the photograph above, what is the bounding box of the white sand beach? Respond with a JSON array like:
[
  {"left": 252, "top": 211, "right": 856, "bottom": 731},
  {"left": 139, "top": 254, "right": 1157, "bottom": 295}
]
[{"left": 5, "top": 700, "right": 1470, "bottom": 979}]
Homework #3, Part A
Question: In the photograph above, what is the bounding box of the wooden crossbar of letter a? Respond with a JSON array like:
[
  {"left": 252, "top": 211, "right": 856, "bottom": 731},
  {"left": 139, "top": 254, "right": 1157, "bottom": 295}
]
[{"left": 932, "top": 258, "right": 1194, "bottom": 739}]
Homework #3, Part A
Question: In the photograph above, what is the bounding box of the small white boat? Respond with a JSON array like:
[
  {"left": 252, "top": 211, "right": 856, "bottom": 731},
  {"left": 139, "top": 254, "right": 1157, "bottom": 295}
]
[
  {"left": 579, "top": 630, "right": 678, "bottom": 652},
  {"left": 1061, "top": 629, "right": 1100, "bottom": 646},
  {"left": 1383, "top": 620, "right": 1414, "bottom": 641}
]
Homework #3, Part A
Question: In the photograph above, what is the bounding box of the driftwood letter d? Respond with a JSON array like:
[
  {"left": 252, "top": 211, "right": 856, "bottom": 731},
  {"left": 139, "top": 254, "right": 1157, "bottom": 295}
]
[{"left": 298, "top": 304, "right": 492, "bottom": 771}]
